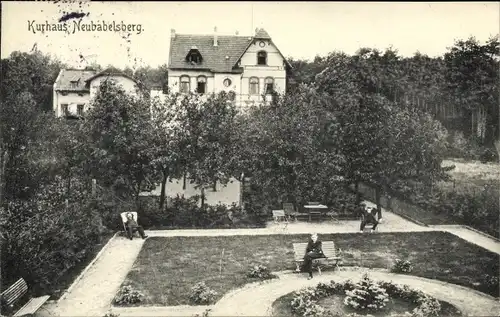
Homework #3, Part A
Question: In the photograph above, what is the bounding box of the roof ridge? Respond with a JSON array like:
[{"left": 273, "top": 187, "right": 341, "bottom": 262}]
[{"left": 175, "top": 33, "right": 253, "bottom": 38}]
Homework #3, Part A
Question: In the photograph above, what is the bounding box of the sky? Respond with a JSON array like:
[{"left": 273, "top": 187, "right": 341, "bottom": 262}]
[{"left": 1, "top": 1, "right": 499, "bottom": 70}]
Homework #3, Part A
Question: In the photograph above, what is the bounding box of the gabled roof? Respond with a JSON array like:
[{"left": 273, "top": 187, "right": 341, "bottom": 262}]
[
  {"left": 169, "top": 34, "right": 253, "bottom": 73},
  {"left": 85, "top": 67, "right": 138, "bottom": 84},
  {"left": 169, "top": 28, "right": 292, "bottom": 73},
  {"left": 54, "top": 69, "right": 97, "bottom": 91},
  {"left": 254, "top": 28, "right": 271, "bottom": 39}
]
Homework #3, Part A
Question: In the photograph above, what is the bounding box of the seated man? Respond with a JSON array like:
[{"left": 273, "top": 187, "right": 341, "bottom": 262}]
[
  {"left": 125, "top": 212, "right": 148, "bottom": 240},
  {"left": 299, "top": 233, "right": 326, "bottom": 280},
  {"left": 360, "top": 207, "right": 379, "bottom": 232}
]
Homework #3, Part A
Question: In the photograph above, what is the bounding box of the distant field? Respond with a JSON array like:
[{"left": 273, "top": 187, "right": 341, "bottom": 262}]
[{"left": 440, "top": 159, "right": 500, "bottom": 190}]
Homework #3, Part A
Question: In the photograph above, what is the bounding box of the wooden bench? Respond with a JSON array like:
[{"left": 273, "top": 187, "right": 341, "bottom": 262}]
[
  {"left": 292, "top": 241, "right": 342, "bottom": 275},
  {"left": 1, "top": 278, "right": 50, "bottom": 317}
]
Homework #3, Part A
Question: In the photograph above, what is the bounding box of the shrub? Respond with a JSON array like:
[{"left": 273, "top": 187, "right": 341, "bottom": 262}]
[
  {"left": 113, "top": 285, "right": 144, "bottom": 305},
  {"left": 289, "top": 278, "right": 445, "bottom": 317},
  {"left": 391, "top": 259, "right": 414, "bottom": 273},
  {"left": 343, "top": 274, "right": 389, "bottom": 311},
  {"left": 103, "top": 313, "right": 120, "bottom": 317},
  {"left": 0, "top": 180, "right": 104, "bottom": 294},
  {"left": 479, "top": 274, "right": 499, "bottom": 295},
  {"left": 188, "top": 282, "right": 218, "bottom": 305},
  {"left": 247, "top": 265, "right": 278, "bottom": 280}
]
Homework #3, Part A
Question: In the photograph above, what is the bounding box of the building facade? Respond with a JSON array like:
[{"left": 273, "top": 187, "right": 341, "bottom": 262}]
[
  {"left": 167, "top": 27, "right": 291, "bottom": 108},
  {"left": 53, "top": 68, "right": 139, "bottom": 118}
]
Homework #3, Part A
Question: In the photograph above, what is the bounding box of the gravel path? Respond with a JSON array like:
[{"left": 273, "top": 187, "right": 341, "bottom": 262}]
[{"left": 211, "top": 268, "right": 500, "bottom": 316}]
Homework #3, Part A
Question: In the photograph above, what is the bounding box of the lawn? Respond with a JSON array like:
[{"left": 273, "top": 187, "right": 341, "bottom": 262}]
[{"left": 119, "top": 231, "right": 499, "bottom": 306}]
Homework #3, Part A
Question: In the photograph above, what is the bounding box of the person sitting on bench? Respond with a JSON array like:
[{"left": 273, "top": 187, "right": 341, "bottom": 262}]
[
  {"left": 125, "top": 212, "right": 148, "bottom": 240},
  {"left": 360, "top": 207, "right": 379, "bottom": 232},
  {"left": 299, "top": 233, "right": 326, "bottom": 279}
]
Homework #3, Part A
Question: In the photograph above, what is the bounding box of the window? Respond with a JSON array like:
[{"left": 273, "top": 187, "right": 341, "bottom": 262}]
[
  {"left": 265, "top": 77, "right": 274, "bottom": 94},
  {"left": 61, "top": 104, "right": 69, "bottom": 116},
  {"left": 257, "top": 51, "right": 267, "bottom": 65},
  {"left": 186, "top": 49, "right": 203, "bottom": 64},
  {"left": 77, "top": 104, "right": 84, "bottom": 116},
  {"left": 70, "top": 81, "right": 78, "bottom": 89},
  {"left": 180, "top": 75, "right": 190, "bottom": 93},
  {"left": 197, "top": 76, "right": 206, "bottom": 94},
  {"left": 249, "top": 77, "right": 259, "bottom": 95},
  {"left": 223, "top": 78, "right": 232, "bottom": 87}
]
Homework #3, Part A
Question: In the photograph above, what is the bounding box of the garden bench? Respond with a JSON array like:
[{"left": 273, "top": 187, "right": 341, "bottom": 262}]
[
  {"left": 292, "top": 241, "right": 342, "bottom": 274},
  {"left": 1, "top": 278, "right": 50, "bottom": 317}
]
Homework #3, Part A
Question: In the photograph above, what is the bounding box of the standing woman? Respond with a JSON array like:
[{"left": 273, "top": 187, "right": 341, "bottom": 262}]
[{"left": 300, "top": 233, "right": 325, "bottom": 279}]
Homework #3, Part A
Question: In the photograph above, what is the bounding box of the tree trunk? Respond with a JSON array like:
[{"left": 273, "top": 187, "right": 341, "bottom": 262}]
[
  {"left": 354, "top": 181, "right": 361, "bottom": 205},
  {"left": 200, "top": 187, "right": 206, "bottom": 209},
  {"left": 182, "top": 168, "right": 187, "bottom": 190},
  {"left": 135, "top": 179, "right": 142, "bottom": 211},
  {"left": 0, "top": 150, "right": 8, "bottom": 207},
  {"left": 159, "top": 169, "right": 169, "bottom": 210}
]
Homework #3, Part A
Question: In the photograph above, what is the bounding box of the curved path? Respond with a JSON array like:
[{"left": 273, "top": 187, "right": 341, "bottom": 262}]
[{"left": 210, "top": 268, "right": 500, "bottom": 317}]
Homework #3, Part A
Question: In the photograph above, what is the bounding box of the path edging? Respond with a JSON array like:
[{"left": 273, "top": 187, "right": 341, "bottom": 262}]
[{"left": 59, "top": 231, "right": 119, "bottom": 302}]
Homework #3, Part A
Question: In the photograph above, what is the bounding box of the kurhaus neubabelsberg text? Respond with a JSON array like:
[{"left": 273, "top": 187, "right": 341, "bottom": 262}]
[{"left": 28, "top": 20, "right": 143, "bottom": 34}]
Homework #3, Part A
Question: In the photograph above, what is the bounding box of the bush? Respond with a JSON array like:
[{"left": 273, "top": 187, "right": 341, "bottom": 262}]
[
  {"left": 247, "top": 265, "right": 278, "bottom": 280},
  {"left": 479, "top": 274, "right": 499, "bottom": 295},
  {"left": 188, "top": 282, "right": 218, "bottom": 305},
  {"left": 290, "top": 278, "right": 445, "bottom": 317},
  {"left": 0, "top": 180, "right": 104, "bottom": 294},
  {"left": 344, "top": 274, "right": 389, "bottom": 311},
  {"left": 391, "top": 259, "right": 414, "bottom": 274},
  {"left": 113, "top": 285, "right": 144, "bottom": 305}
]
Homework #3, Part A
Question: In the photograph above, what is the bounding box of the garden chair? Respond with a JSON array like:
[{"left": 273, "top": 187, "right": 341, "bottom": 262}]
[
  {"left": 120, "top": 212, "right": 139, "bottom": 237},
  {"left": 283, "top": 202, "right": 298, "bottom": 222}
]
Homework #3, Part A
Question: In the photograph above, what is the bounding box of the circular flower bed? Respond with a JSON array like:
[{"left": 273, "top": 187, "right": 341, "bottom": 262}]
[{"left": 272, "top": 274, "right": 462, "bottom": 317}]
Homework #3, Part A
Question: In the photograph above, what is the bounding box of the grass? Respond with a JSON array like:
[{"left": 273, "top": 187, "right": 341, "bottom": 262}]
[
  {"left": 271, "top": 292, "right": 462, "bottom": 317},
  {"left": 119, "top": 231, "right": 499, "bottom": 306}
]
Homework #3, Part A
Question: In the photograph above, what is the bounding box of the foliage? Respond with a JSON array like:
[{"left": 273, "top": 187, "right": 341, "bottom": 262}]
[
  {"left": 235, "top": 85, "right": 344, "bottom": 207},
  {"left": 82, "top": 79, "right": 157, "bottom": 202},
  {"left": 246, "top": 265, "right": 278, "bottom": 280},
  {"left": 290, "top": 277, "right": 443, "bottom": 317},
  {"left": 0, "top": 179, "right": 102, "bottom": 293},
  {"left": 391, "top": 259, "right": 414, "bottom": 274},
  {"left": 344, "top": 274, "right": 389, "bottom": 311},
  {"left": 103, "top": 312, "right": 120, "bottom": 317},
  {"left": 188, "top": 282, "right": 218, "bottom": 305},
  {"left": 137, "top": 195, "right": 260, "bottom": 229},
  {"left": 113, "top": 285, "right": 145, "bottom": 305},
  {"left": 192, "top": 309, "right": 211, "bottom": 317},
  {"left": 479, "top": 274, "right": 499, "bottom": 295}
]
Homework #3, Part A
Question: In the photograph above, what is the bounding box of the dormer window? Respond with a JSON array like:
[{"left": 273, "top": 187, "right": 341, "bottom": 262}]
[
  {"left": 70, "top": 80, "right": 79, "bottom": 88},
  {"left": 186, "top": 47, "right": 203, "bottom": 65},
  {"left": 257, "top": 51, "right": 267, "bottom": 65}
]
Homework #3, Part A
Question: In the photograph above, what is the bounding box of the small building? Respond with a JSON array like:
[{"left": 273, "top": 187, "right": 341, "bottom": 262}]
[{"left": 53, "top": 67, "right": 140, "bottom": 118}]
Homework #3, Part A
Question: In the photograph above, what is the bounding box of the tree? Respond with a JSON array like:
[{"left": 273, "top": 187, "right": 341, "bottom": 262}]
[
  {"left": 150, "top": 92, "right": 184, "bottom": 210},
  {"left": 82, "top": 79, "right": 156, "bottom": 204},
  {"left": 444, "top": 36, "right": 499, "bottom": 145},
  {"left": 234, "top": 85, "right": 344, "bottom": 208},
  {"left": 178, "top": 92, "right": 238, "bottom": 208}
]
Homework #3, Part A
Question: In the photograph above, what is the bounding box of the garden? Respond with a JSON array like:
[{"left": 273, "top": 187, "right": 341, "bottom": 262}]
[
  {"left": 272, "top": 274, "right": 463, "bottom": 317},
  {"left": 111, "top": 231, "right": 498, "bottom": 307}
]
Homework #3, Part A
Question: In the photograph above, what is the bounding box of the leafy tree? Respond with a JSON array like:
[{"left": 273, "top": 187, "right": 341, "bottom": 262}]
[
  {"left": 178, "top": 92, "right": 238, "bottom": 208},
  {"left": 235, "top": 85, "right": 343, "bottom": 207},
  {"left": 82, "top": 79, "right": 156, "bottom": 204},
  {"left": 444, "top": 36, "right": 499, "bottom": 145}
]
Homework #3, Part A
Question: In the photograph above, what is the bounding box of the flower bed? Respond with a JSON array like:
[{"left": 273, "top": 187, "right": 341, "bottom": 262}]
[{"left": 273, "top": 274, "right": 461, "bottom": 317}]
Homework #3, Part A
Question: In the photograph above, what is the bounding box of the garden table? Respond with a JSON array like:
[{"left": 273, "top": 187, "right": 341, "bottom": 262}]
[{"left": 303, "top": 204, "right": 328, "bottom": 222}]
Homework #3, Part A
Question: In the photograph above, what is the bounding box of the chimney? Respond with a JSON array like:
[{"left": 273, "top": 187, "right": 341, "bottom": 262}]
[
  {"left": 171, "top": 29, "right": 176, "bottom": 38},
  {"left": 213, "top": 26, "right": 218, "bottom": 46}
]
